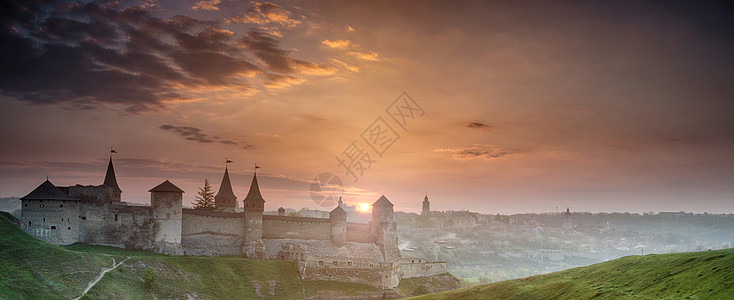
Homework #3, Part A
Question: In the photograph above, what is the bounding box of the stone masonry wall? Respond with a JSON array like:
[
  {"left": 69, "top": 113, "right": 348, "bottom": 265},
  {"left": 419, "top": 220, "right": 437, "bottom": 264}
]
[
  {"left": 181, "top": 209, "right": 244, "bottom": 236},
  {"left": 181, "top": 209, "right": 244, "bottom": 256},
  {"left": 79, "top": 201, "right": 156, "bottom": 250},
  {"left": 345, "top": 222, "right": 371, "bottom": 243},
  {"left": 262, "top": 215, "right": 330, "bottom": 240},
  {"left": 20, "top": 199, "right": 80, "bottom": 245},
  {"left": 298, "top": 260, "right": 399, "bottom": 289},
  {"left": 399, "top": 259, "right": 447, "bottom": 279}
]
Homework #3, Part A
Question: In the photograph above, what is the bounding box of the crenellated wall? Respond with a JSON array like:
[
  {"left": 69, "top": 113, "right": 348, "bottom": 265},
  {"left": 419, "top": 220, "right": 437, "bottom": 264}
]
[{"left": 262, "top": 215, "right": 330, "bottom": 240}]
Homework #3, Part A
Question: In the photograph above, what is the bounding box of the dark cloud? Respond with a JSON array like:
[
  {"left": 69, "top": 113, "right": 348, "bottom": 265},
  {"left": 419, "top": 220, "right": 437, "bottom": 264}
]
[
  {"left": 239, "top": 29, "right": 294, "bottom": 72},
  {"left": 0, "top": 1, "right": 327, "bottom": 112},
  {"left": 238, "top": 29, "right": 332, "bottom": 76},
  {"left": 159, "top": 124, "right": 256, "bottom": 149},
  {"left": 160, "top": 125, "right": 214, "bottom": 143},
  {"left": 467, "top": 122, "right": 492, "bottom": 130}
]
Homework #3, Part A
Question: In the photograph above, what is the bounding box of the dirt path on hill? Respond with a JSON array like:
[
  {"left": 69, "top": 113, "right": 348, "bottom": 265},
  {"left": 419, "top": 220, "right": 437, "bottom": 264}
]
[{"left": 73, "top": 256, "right": 130, "bottom": 300}]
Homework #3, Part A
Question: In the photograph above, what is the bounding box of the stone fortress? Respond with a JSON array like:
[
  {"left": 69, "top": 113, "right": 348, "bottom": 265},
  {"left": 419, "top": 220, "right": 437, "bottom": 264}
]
[{"left": 19, "top": 158, "right": 445, "bottom": 289}]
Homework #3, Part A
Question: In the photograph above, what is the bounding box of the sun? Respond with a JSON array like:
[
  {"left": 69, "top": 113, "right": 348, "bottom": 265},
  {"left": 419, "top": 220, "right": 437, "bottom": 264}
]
[{"left": 359, "top": 203, "right": 370, "bottom": 212}]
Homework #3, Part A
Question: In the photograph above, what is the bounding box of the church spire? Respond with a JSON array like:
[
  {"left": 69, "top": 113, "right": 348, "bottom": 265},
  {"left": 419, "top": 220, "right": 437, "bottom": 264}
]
[
  {"left": 103, "top": 157, "right": 122, "bottom": 194},
  {"left": 215, "top": 165, "right": 237, "bottom": 210}
]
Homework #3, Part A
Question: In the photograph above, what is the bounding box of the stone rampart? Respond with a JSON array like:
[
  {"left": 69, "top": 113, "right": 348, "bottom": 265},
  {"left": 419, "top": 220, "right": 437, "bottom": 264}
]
[
  {"left": 181, "top": 209, "right": 244, "bottom": 236},
  {"left": 181, "top": 234, "right": 243, "bottom": 256},
  {"left": 345, "top": 222, "right": 371, "bottom": 243},
  {"left": 262, "top": 215, "right": 330, "bottom": 240},
  {"left": 399, "top": 259, "right": 447, "bottom": 278},
  {"left": 78, "top": 201, "right": 156, "bottom": 250},
  {"left": 298, "top": 260, "right": 400, "bottom": 289}
]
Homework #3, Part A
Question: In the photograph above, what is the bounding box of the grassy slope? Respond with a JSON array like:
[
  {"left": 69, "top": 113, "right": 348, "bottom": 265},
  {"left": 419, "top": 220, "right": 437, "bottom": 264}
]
[
  {"left": 0, "top": 212, "right": 111, "bottom": 299},
  {"left": 1, "top": 213, "right": 451, "bottom": 299},
  {"left": 411, "top": 248, "right": 734, "bottom": 300}
]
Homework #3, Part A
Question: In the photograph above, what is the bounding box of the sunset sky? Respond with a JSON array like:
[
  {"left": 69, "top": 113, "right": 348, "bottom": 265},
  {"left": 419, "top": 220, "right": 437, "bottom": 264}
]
[{"left": 1, "top": 0, "right": 732, "bottom": 214}]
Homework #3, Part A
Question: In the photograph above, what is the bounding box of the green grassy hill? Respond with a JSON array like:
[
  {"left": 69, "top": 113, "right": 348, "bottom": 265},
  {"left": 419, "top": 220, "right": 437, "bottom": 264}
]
[
  {"left": 0, "top": 212, "right": 457, "bottom": 299},
  {"left": 410, "top": 247, "right": 734, "bottom": 299}
]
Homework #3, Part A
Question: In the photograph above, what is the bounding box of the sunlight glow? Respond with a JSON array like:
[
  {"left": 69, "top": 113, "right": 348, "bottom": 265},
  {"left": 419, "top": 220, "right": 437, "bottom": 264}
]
[{"left": 359, "top": 203, "right": 370, "bottom": 212}]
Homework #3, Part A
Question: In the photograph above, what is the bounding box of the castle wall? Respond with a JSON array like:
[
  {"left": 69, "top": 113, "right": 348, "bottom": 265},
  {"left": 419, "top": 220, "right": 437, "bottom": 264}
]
[
  {"left": 345, "top": 222, "right": 371, "bottom": 243},
  {"left": 74, "top": 187, "right": 157, "bottom": 251},
  {"left": 262, "top": 215, "right": 330, "bottom": 240},
  {"left": 69, "top": 185, "right": 112, "bottom": 203},
  {"left": 298, "top": 260, "right": 400, "bottom": 289},
  {"left": 77, "top": 200, "right": 156, "bottom": 249},
  {"left": 20, "top": 199, "right": 80, "bottom": 245},
  {"left": 399, "top": 259, "right": 447, "bottom": 279},
  {"left": 181, "top": 209, "right": 244, "bottom": 256}
]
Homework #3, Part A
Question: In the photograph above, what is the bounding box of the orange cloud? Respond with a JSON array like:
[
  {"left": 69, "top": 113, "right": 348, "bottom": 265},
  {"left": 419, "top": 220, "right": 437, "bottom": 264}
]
[
  {"left": 227, "top": 1, "right": 301, "bottom": 28},
  {"left": 349, "top": 50, "right": 380, "bottom": 61},
  {"left": 294, "top": 62, "right": 337, "bottom": 76},
  {"left": 192, "top": 0, "right": 221, "bottom": 11},
  {"left": 321, "top": 39, "right": 352, "bottom": 49},
  {"left": 331, "top": 59, "right": 359, "bottom": 72}
]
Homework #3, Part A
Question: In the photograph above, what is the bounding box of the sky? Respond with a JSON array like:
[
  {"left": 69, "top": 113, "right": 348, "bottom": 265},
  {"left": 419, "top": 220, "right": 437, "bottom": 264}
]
[{"left": 1, "top": 0, "right": 733, "bottom": 214}]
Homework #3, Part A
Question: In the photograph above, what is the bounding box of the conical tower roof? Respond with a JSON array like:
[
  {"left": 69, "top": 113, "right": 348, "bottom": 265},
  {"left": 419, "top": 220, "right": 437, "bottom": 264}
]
[
  {"left": 103, "top": 157, "right": 122, "bottom": 193},
  {"left": 215, "top": 167, "right": 237, "bottom": 202},
  {"left": 373, "top": 195, "right": 393, "bottom": 207},
  {"left": 149, "top": 180, "right": 184, "bottom": 193},
  {"left": 330, "top": 205, "right": 347, "bottom": 218},
  {"left": 21, "top": 180, "right": 77, "bottom": 201},
  {"left": 243, "top": 172, "right": 265, "bottom": 203}
]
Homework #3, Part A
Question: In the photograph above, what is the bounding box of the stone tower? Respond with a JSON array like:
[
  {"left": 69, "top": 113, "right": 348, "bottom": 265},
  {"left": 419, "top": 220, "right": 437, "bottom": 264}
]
[
  {"left": 370, "top": 195, "right": 400, "bottom": 262},
  {"left": 329, "top": 205, "right": 347, "bottom": 247},
  {"left": 421, "top": 194, "right": 430, "bottom": 216},
  {"left": 20, "top": 180, "right": 80, "bottom": 245},
  {"left": 242, "top": 172, "right": 265, "bottom": 243},
  {"left": 103, "top": 157, "right": 122, "bottom": 202},
  {"left": 563, "top": 207, "right": 573, "bottom": 229},
  {"left": 149, "top": 180, "right": 183, "bottom": 255},
  {"left": 214, "top": 166, "right": 237, "bottom": 212}
]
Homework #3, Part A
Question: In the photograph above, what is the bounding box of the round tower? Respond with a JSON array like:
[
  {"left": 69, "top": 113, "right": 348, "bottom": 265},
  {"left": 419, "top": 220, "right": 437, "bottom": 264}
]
[
  {"left": 243, "top": 172, "right": 265, "bottom": 243},
  {"left": 149, "top": 180, "right": 183, "bottom": 255},
  {"left": 329, "top": 205, "right": 347, "bottom": 247}
]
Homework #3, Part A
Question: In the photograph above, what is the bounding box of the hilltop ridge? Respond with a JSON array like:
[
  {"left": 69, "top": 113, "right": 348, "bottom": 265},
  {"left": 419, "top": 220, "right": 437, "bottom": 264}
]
[{"left": 410, "top": 246, "right": 734, "bottom": 299}]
